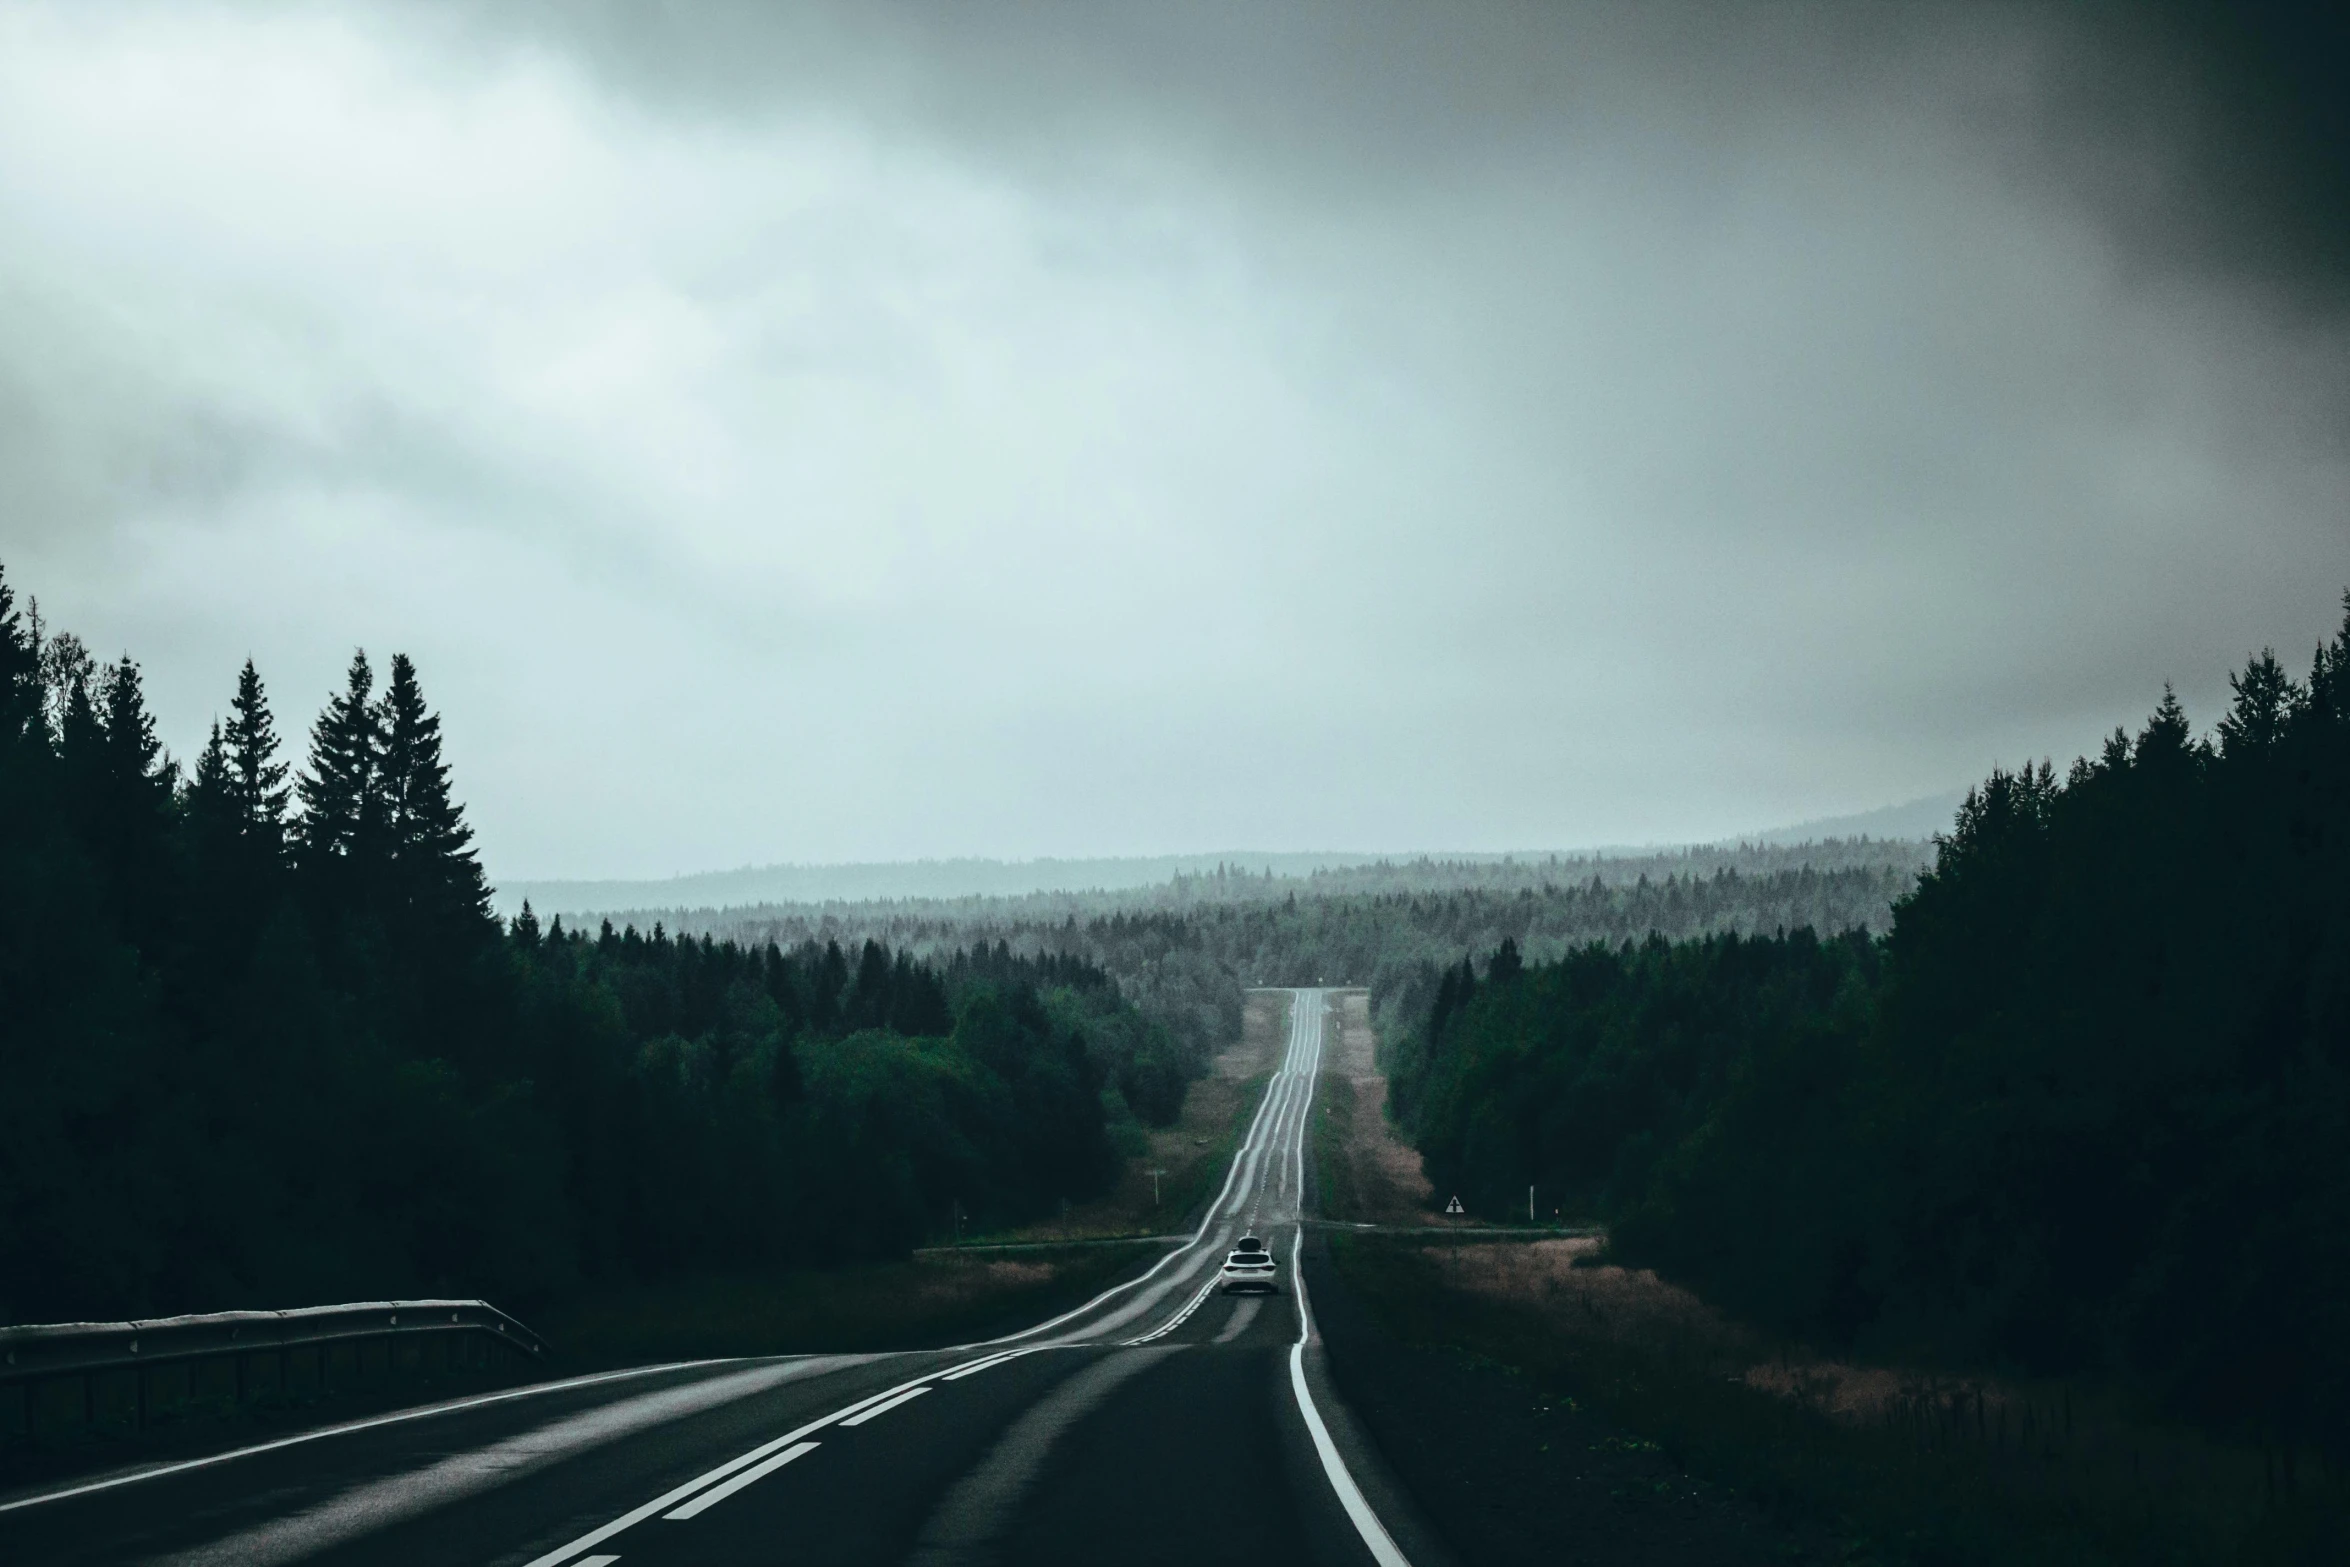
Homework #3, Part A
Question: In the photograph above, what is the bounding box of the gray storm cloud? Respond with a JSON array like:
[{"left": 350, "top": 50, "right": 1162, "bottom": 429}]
[{"left": 0, "top": 0, "right": 2343, "bottom": 878}]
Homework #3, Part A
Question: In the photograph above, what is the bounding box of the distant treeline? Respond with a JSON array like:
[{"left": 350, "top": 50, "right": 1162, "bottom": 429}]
[
  {"left": 1386, "top": 602, "right": 2350, "bottom": 1453},
  {"left": 657, "top": 857, "right": 1922, "bottom": 1072},
  {"left": 505, "top": 838, "right": 1932, "bottom": 923},
  {"left": 0, "top": 565, "right": 1178, "bottom": 1323}
]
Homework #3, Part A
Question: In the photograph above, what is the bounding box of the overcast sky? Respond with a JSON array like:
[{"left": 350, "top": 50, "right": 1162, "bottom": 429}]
[{"left": 2, "top": 1, "right": 2344, "bottom": 880}]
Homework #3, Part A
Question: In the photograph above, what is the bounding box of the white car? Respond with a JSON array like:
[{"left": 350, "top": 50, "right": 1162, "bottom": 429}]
[{"left": 1219, "top": 1236, "right": 1280, "bottom": 1294}]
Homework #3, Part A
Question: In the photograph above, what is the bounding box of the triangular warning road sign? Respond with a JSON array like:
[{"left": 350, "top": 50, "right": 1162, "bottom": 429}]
[{"left": 1444, "top": 1195, "right": 1464, "bottom": 1215}]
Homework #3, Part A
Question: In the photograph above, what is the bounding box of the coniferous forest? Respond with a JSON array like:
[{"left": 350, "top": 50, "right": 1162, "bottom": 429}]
[
  {"left": 664, "top": 853, "right": 1922, "bottom": 1077},
  {"left": 1385, "top": 601, "right": 2350, "bottom": 1453},
  {"left": 0, "top": 564, "right": 1173, "bottom": 1324}
]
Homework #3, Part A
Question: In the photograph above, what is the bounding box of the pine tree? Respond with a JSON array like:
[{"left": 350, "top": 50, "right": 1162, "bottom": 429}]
[
  {"left": 98, "top": 658, "right": 173, "bottom": 802},
  {"left": 177, "top": 721, "right": 243, "bottom": 907},
  {"left": 182, "top": 722, "right": 234, "bottom": 832},
  {"left": 2135, "top": 682, "right": 2200, "bottom": 771},
  {"left": 2217, "top": 648, "right": 2300, "bottom": 758},
  {"left": 224, "top": 659, "right": 290, "bottom": 854},
  {"left": 296, "top": 650, "right": 384, "bottom": 872},
  {"left": 376, "top": 652, "right": 489, "bottom": 927}
]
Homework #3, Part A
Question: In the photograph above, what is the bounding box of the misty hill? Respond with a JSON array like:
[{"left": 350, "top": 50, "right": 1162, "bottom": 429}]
[{"left": 1742, "top": 789, "right": 1968, "bottom": 845}]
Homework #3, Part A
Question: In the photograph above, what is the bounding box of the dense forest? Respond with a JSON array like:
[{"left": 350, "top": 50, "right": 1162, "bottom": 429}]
[
  {"left": 656, "top": 854, "right": 1922, "bottom": 1073},
  {"left": 1385, "top": 603, "right": 2350, "bottom": 1452},
  {"left": 0, "top": 565, "right": 1180, "bottom": 1323}
]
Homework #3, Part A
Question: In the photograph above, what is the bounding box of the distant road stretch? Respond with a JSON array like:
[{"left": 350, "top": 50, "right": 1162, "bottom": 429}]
[{"left": 3, "top": 990, "right": 1429, "bottom": 1567}]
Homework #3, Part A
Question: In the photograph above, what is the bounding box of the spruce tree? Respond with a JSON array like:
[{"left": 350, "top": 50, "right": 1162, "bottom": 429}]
[
  {"left": 2135, "top": 682, "right": 2200, "bottom": 770},
  {"left": 296, "top": 650, "right": 384, "bottom": 872},
  {"left": 2217, "top": 648, "right": 2300, "bottom": 758},
  {"left": 224, "top": 659, "right": 290, "bottom": 854},
  {"left": 176, "top": 720, "right": 245, "bottom": 946},
  {"left": 182, "top": 721, "right": 235, "bottom": 839},
  {"left": 377, "top": 652, "right": 489, "bottom": 927}
]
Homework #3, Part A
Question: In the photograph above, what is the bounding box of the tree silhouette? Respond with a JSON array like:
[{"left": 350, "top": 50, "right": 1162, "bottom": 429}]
[
  {"left": 297, "top": 650, "right": 383, "bottom": 874},
  {"left": 225, "top": 658, "right": 290, "bottom": 851}
]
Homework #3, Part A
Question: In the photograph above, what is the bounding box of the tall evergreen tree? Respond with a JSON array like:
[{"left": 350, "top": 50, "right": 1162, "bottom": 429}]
[
  {"left": 181, "top": 721, "right": 234, "bottom": 842},
  {"left": 97, "top": 657, "right": 172, "bottom": 805},
  {"left": 377, "top": 653, "right": 488, "bottom": 927},
  {"left": 174, "top": 720, "right": 251, "bottom": 978},
  {"left": 224, "top": 659, "right": 290, "bottom": 854},
  {"left": 2217, "top": 647, "right": 2300, "bottom": 757},
  {"left": 2136, "top": 681, "right": 2200, "bottom": 768},
  {"left": 177, "top": 705, "right": 282, "bottom": 969},
  {"left": 296, "top": 650, "right": 384, "bottom": 873}
]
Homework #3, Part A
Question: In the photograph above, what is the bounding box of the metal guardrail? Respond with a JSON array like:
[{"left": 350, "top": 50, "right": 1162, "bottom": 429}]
[
  {"left": 0, "top": 1299, "right": 547, "bottom": 1383},
  {"left": 0, "top": 1299, "right": 548, "bottom": 1447}
]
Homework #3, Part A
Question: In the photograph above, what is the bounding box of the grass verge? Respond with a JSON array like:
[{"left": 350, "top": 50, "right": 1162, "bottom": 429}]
[{"left": 1329, "top": 1234, "right": 2349, "bottom": 1566}]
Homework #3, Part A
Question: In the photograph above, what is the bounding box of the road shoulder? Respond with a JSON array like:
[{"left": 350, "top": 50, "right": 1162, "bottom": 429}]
[{"left": 1304, "top": 1236, "right": 1804, "bottom": 1567}]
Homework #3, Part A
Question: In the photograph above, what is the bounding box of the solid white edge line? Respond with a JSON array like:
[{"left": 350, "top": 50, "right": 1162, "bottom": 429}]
[
  {"left": 661, "top": 1440, "right": 820, "bottom": 1520},
  {"left": 0, "top": 1359, "right": 740, "bottom": 1515},
  {"left": 1290, "top": 1338, "right": 1411, "bottom": 1567},
  {"left": 835, "top": 1385, "right": 931, "bottom": 1427},
  {"left": 1286, "top": 996, "right": 1414, "bottom": 1567}
]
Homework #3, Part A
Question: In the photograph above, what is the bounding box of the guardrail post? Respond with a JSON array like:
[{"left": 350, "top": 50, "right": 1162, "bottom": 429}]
[{"left": 4, "top": 1297, "right": 549, "bottom": 1457}]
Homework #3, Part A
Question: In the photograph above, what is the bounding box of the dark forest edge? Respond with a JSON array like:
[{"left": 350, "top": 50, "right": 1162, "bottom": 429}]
[
  {"left": 1381, "top": 597, "right": 2350, "bottom": 1462},
  {"left": 0, "top": 563, "right": 1198, "bottom": 1325}
]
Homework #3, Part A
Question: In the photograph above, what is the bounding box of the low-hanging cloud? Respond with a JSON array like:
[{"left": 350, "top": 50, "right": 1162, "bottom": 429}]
[{"left": 1, "top": 0, "right": 2343, "bottom": 878}]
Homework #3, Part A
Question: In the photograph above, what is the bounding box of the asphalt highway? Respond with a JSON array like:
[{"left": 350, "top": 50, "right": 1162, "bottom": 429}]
[{"left": 1, "top": 989, "right": 1445, "bottom": 1567}]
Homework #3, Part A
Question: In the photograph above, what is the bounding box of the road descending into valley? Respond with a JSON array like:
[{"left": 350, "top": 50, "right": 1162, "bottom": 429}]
[{"left": 1, "top": 990, "right": 1445, "bottom": 1567}]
